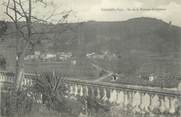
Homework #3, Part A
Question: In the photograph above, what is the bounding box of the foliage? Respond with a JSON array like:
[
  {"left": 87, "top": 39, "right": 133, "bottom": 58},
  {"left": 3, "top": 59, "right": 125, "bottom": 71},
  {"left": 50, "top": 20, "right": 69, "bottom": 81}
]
[
  {"left": 3, "top": 0, "right": 72, "bottom": 91},
  {"left": 31, "top": 72, "right": 83, "bottom": 117},
  {"left": 31, "top": 72, "right": 67, "bottom": 111}
]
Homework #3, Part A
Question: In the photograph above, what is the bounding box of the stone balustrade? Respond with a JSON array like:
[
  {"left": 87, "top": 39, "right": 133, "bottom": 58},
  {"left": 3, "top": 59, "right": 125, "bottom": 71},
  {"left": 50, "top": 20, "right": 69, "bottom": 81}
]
[
  {"left": 0, "top": 71, "right": 181, "bottom": 115},
  {"left": 0, "top": 71, "right": 15, "bottom": 83},
  {"left": 0, "top": 71, "right": 32, "bottom": 87},
  {"left": 64, "top": 78, "right": 181, "bottom": 115}
]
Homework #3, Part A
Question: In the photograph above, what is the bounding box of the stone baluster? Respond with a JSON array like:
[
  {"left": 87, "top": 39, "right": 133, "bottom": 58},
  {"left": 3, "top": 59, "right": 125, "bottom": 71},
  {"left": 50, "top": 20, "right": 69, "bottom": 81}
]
[
  {"left": 159, "top": 95, "right": 166, "bottom": 113},
  {"left": 84, "top": 86, "right": 89, "bottom": 97},
  {"left": 2, "top": 73, "right": 4, "bottom": 81},
  {"left": 109, "top": 89, "right": 112, "bottom": 103},
  {"left": 128, "top": 91, "right": 134, "bottom": 106},
  {"left": 102, "top": 88, "right": 108, "bottom": 102},
  {"left": 152, "top": 95, "right": 160, "bottom": 112},
  {"left": 109, "top": 89, "right": 117, "bottom": 104},
  {"left": 29, "top": 79, "right": 31, "bottom": 86},
  {"left": 109, "top": 89, "right": 114, "bottom": 103},
  {"left": 71, "top": 84, "right": 74, "bottom": 95},
  {"left": 96, "top": 87, "right": 101, "bottom": 99},
  {"left": 142, "top": 93, "right": 150, "bottom": 113},
  {"left": 91, "top": 87, "right": 95, "bottom": 98},
  {"left": 164, "top": 96, "right": 170, "bottom": 112},
  {"left": 31, "top": 79, "right": 33, "bottom": 86},
  {"left": 116, "top": 90, "right": 124, "bottom": 105},
  {"left": 131, "top": 91, "right": 134, "bottom": 106},
  {"left": 69, "top": 84, "right": 74, "bottom": 95},
  {"left": 148, "top": 94, "right": 154, "bottom": 112},
  {"left": 126, "top": 91, "right": 132, "bottom": 110},
  {"left": 25, "top": 79, "right": 28, "bottom": 86},
  {"left": 115, "top": 90, "right": 119, "bottom": 104},
  {"left": 123, "top": 91, "right": 128, "bottom": 110},
  {"left": 114, "top": 89, "right": 118, "bottom": 103},
  {"left": 138, "top": 92, "right": 144, "bottom": 113},
  {"left": 168, "top": 97, "right": 176, "bottom": 114},
  {"left": 27, "top": 79, "right": 30, "bottom": 86},
  {"left": 79, "top": 85, "right": 83, "bottom": 96},
  {"left": 77, "top": 85, "right": 80, "bottom": 96},
  {"left": 74, "top": 84, "right": 78, "bottom": 96},
  {"left": 132, "top": 92, "right": 141, "bottom": 112}
]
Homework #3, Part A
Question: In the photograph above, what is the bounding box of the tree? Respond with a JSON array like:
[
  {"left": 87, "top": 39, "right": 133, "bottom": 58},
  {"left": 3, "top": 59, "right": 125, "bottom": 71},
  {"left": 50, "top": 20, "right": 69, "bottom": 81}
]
[
  {"left": 3, "top": 0, "right": 72, "bottom": 91},
  {"left": 32, "top": 72, "right": 83, "bottom": 117},
  {"left": 2, "top": 0, "right": 73, "bottom": 116}
]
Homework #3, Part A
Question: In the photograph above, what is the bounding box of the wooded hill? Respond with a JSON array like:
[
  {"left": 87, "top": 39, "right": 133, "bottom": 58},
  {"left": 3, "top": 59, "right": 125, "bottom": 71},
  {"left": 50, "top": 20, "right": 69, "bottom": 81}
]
[{"left": 1, "top": 17, "right": 181, "bottom": 76}]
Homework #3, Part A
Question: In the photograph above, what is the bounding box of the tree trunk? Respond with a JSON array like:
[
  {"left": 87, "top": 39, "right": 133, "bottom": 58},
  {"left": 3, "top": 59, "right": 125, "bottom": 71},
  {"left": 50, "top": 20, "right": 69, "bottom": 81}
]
[
  {"left": 15, "top": 54, "right": 25, "bottom": 91},
  {"left": 11, "top": 53, "right": 25, "bottom": 117}
]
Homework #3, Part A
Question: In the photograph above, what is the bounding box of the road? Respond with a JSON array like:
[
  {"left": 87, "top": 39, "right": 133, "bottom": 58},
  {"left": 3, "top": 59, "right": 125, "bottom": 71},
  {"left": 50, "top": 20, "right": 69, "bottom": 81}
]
[{"left": 91, "top": 63, "right": 114, "bottom": 82}]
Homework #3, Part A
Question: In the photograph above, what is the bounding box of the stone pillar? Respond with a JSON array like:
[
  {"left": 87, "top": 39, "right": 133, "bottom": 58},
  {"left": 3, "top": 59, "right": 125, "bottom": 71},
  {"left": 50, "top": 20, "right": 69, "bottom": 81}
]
[
  {"left": 102, "top": 88, "right": 108, "bottom": 102},
  {"left": 152, "top": 95, "right": 160, "bottom": 112},
  {"left": 77, "top": 85, "right": 80, "bottom": 96},
  {"left": 168, "top": 97, "right": 176, "bottom": 114},
  {"left": 132, "top": 92, "right": 141, "bottom": 112},
  {"left": 148, "top": 94, "right": 154, "bottom": 112},
  {"left": 69, "top": 84, "right": 74, "bottom": 95},
  {"left": 90, "top": 87, "right": 95, "bottom": 98},
  {"left": 123, "top": 91, "right": 128, "bottom": 110},
  {"left": 74, "top": 84, "right": 78, "bottom": 96},
  {"left": 142, "top": 93, "right": 150, "bottom": 113},
  {"left": 130, "top": 91, "right": 134, "bottom": 106},
  {"left": 71, "top": 84, "right": 75, "bottom": 95},
  {"left": 114, "top": 89, "right": 118, "bottom": 103},
  {"left": 127, "top": 91, "right": 134, "bottom": 106},
  {"left": 84, "top": 86, "right": 89, "bottom": 97},
  {"left": 164, "top": 96, "right": 170, "bottom": 112},
  {"left": 109, "top": 89, "right": 113, "bottom": 103},
  {"left": 96, "top": 87, "right": 101, "bottom": 99},
  {"left": 138, "top": 93, "right": 144, "bottom": 113},
  {"left": 109, "top": 89, "right": 117, "bottom": 104},
  {"left": 79, "top": 85, "right": 83, "bottom": 96},
  {"left": 116, "top": 90, "right": 124, "bottom": 106},
  {"left": 115, "top": 90, "right": 119, "bottom": 104},
  {"left": 158, "top": 95, "right": 166, "bottom": 113}
]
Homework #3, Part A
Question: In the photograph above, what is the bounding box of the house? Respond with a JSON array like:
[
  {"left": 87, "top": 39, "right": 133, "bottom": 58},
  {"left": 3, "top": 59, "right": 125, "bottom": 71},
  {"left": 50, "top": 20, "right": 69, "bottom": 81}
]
[
  {"left": 44, "top": 53, "right": 56, "bottom": 60},
  {"left": 86, "top": 52, "right": 95, "bottom": 58}
]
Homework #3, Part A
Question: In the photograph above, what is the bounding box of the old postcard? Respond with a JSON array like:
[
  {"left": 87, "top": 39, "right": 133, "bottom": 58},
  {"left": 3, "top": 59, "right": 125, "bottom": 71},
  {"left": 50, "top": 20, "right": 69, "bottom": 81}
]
[{"left": 0, "top": 0, "right": 181, "bottom": 117}]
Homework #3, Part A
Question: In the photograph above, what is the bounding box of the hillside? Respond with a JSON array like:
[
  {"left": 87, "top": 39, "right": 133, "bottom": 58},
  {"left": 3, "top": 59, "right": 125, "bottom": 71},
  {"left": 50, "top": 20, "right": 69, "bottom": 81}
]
[{"left": 1, "top": 17, "right": 181, "bottom": 76}]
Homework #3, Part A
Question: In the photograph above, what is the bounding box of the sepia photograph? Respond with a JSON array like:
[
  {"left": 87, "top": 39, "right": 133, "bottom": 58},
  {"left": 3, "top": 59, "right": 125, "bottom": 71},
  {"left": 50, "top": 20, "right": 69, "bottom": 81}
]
[{"left": 0, "top": 0, "right": 181, "bottom": 117}]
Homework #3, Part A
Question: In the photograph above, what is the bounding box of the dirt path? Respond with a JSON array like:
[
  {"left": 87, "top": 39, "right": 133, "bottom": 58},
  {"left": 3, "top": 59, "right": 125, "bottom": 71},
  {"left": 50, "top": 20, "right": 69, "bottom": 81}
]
[{"left": 91, "top": 63, "right": 113, "bottom": 82}]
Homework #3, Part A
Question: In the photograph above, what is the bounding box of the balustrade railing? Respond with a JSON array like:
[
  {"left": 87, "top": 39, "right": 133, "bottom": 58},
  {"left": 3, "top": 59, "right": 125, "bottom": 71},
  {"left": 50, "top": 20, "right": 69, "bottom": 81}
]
[
  {"left": 64, "top": 78, "right": 181, "bottom": 115},
  {"left": 0, "top": 71, "right": 181, "bottom": 115}
]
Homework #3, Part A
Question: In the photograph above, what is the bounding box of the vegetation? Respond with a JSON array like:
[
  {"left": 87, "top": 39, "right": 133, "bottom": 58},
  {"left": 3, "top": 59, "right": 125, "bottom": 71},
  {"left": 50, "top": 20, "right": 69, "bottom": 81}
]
[{"left": 1, "top": 0, "right": 77, "bottom": 116}]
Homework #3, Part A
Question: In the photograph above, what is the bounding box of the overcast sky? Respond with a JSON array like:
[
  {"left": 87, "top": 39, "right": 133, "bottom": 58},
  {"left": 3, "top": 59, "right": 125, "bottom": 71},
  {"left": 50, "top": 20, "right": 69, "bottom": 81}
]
[{"left": 1, "top": 0, "right": 181, "bottom": 26}]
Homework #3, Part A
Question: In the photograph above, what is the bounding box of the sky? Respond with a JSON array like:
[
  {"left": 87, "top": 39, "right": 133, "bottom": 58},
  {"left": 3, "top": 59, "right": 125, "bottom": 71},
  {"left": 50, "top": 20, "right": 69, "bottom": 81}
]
[{"left": 0, "top": 0, "right": 181, "bottom": 26}]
